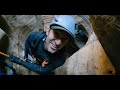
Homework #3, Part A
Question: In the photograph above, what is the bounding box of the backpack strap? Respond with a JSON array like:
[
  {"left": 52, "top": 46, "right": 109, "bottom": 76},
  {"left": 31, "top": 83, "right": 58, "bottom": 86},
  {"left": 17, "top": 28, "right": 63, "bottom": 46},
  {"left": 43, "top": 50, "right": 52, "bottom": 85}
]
[
  {"left": 25, "top": 31, "right": 46, "bottom": 58},
  {"left": 32, "top": 32, "right": 46, "bottom": 48},
  {"left": 33, "top": 32, "right": 46, "bottom": 54}
]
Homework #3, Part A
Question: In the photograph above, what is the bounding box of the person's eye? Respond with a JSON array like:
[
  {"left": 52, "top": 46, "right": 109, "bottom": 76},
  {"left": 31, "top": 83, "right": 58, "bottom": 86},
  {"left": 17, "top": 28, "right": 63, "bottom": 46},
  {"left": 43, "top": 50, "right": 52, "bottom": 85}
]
[
  {"left": 54, "top": 31, "right": 60, "bottom": 38},
  {"left": 62, "top": 36, "right": 69, "bottom": 40}
]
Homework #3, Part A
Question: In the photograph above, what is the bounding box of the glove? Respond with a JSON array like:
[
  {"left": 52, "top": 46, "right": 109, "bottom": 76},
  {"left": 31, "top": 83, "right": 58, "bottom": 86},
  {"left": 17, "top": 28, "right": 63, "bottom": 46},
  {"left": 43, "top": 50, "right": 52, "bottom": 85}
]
[{"left": 9, "top": 54, "right": 22, "bottom": 64}]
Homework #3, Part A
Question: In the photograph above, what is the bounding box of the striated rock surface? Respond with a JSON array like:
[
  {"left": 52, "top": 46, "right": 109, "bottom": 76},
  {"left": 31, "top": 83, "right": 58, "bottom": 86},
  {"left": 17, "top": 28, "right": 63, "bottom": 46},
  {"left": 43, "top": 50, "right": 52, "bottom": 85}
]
[{"left": 0, "top": 15, "right": 117, "bottom": 75}]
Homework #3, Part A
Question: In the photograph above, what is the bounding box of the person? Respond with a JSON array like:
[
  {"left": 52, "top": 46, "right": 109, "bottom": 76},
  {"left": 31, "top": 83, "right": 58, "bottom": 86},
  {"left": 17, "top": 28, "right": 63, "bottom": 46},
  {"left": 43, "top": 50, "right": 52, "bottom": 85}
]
[{"left": 8, "top": 15, "right": 81, "bottom": 75}]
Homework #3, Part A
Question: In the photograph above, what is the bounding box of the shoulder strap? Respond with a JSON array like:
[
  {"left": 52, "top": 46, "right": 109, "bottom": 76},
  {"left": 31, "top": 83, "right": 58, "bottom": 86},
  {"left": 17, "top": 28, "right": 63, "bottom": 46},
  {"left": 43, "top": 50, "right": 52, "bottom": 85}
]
[
  {"left": 32, "top": 31, "right": 46, "bottom": 54},
  {"left": 25, "top": 31, "right": 46, "bottom": 58}
]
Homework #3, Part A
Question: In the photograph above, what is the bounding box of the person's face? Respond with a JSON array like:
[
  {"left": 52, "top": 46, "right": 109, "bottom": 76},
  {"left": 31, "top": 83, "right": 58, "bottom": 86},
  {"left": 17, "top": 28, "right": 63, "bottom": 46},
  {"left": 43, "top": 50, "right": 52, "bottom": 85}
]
[{"left": 44, "top": 29, "right": 69, "bottom": 54}]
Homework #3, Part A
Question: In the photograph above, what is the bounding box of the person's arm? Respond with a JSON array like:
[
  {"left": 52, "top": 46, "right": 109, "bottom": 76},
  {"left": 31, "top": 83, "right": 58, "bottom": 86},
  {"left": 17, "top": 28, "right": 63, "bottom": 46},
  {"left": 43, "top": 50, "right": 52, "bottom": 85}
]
[{"left": 9, "top": 54, "right": 65, "bottom": 75}]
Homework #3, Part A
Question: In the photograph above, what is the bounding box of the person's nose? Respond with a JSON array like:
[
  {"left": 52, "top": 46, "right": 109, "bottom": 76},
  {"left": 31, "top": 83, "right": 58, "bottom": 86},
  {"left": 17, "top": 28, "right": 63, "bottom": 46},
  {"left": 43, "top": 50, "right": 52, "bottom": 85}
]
[{"left": 55, "top": 39, "right": 61, "bottom": 46}]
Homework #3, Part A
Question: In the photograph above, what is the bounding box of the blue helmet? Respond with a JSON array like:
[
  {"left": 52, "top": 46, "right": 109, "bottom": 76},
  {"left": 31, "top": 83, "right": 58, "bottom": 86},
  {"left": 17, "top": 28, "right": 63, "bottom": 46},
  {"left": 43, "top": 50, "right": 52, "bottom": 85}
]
[{"left": 50, "top": 15, "right": 78, "bottom": 40}]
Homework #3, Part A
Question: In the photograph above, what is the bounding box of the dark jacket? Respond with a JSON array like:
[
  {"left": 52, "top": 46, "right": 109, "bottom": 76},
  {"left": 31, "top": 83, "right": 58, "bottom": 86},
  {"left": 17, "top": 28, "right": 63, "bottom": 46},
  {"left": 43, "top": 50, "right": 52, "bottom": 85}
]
[{"left": 10, "top": 31, "right": 66, "bottom": 75}]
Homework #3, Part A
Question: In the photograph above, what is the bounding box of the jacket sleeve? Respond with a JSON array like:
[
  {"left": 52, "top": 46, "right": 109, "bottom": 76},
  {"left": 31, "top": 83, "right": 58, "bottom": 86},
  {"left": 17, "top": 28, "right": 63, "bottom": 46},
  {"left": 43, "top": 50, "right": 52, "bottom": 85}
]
[
  {"left": 13, "top": 59, "right": 65, "bottom": 75},
  {"left": 9, "top": 54, "right": 66, "bottom": 75},
  {"left": 20, "top": 61, "right": 56, "bottom": 75}
]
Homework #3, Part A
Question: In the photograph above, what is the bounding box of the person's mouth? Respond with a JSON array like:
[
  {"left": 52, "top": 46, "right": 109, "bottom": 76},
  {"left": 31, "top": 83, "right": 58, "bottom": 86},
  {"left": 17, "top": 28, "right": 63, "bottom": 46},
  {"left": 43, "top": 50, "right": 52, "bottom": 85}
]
[{"left": 51, "top": 43, "right": 58, "bottom": 50}]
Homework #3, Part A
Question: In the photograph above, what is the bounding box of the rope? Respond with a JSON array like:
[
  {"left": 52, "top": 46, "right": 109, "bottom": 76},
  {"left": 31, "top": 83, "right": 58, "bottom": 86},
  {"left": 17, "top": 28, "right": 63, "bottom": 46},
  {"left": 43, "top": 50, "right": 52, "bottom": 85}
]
[
  {"left": 0, "top": 51, "right": 25, "bottom": 61},
  {"left": 0, "top": 51, "right": 9, "bottom": 58}
]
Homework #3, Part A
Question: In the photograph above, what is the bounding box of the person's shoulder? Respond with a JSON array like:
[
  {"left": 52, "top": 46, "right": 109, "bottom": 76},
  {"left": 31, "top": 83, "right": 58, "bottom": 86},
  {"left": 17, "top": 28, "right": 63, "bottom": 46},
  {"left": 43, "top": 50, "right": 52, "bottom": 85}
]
[{"left": 31, "top": 31, "right": 41, "bottom": 34}]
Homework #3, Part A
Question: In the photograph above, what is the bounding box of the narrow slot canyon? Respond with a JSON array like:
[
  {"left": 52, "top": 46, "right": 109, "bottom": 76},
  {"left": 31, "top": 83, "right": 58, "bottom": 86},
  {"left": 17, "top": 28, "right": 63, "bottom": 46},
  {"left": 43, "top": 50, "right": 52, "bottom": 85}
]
[{"left": 0, "top": 15, "right": 119, "bottom": 75}]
